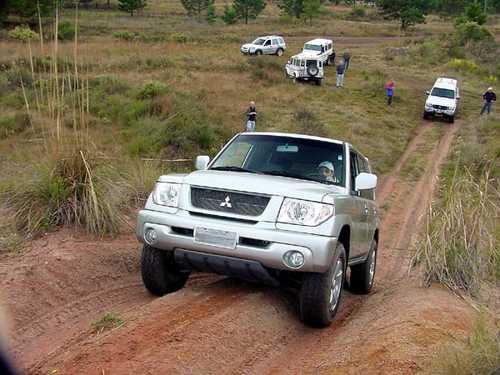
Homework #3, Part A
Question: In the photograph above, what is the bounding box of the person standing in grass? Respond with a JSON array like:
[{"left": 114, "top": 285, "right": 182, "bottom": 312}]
[
  {"left": 343, "top": 50, "right": 351, "bottom": 71},
  {"left": 480, "top": 87, "right": 496, "bottom": 115},
  {"left": 246, "top": 101, "right": 257, "bottom": 132},
  {"left": 336, "top": 60, "right": 345, "bottom": 88},
  {"left": 385, "top": 79, "right": 395, "bottom": 106}
]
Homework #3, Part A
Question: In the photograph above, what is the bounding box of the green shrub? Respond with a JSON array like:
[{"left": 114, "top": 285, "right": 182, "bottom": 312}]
[
  {"left": 58, "top": 21, "right": 75, "bottom": 41},
  {"left": 1, "top": 146, "right": 131, "bottom": 237},
  {"left": 446, "top": 58, "right": 481, "bottom": 74},
  {"left": 112, "top": 31, "right": 139, "bottom": 41},
  {"left": 137, "top": 81, "right": 168, "bottom": 100},
  {"left": 455, "top": 21, "right": 494, "bottom": 45},
  {"left": 348, "top": 7, "right": 366, "bottom": 19},
  {"left": 0, "top": 113, "right": 31, "bottom": 139},
  {"left": 5, "top": 68, "right": 33, "bottom": 88},
  {"left": 361, "top": 69, "right": 387, "bottom": 97},
  {"left": 222, "top": 5, "right": 238, "bottom": 25},
  {"left": 171, "top": 32, "right": 191, "bottom": 43},
  {"left": 91, "top": 75, "right": 130, "bottom": 95},
  {"left": 92, "top": 313, "right": 124, "bottom": 334},
  {"left": 8, "top": 25, "right": 38, "bottom": 42}
]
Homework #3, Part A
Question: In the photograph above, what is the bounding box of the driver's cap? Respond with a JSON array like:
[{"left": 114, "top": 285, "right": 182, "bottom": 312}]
[{"left": 318, "top": 161, "right": 334, "bottom": 171}]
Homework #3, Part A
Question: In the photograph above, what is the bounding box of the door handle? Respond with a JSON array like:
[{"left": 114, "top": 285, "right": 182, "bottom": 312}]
[{"left": 364, "top": 204, "right": 369, "bottom": 215}]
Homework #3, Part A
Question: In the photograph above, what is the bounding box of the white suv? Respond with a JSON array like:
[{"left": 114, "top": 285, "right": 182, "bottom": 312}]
[
  {"left": 302, "top": 39, "right": 335, "bottom": 65},
  {"left": 240, "top": 36, "right": 286, "bottom": 56},
  {"left": 423, "top": 78, "right": 460, "bottom": 123},
  {"left": 285, "top": 53, "right": 324, "bottom": 85}
]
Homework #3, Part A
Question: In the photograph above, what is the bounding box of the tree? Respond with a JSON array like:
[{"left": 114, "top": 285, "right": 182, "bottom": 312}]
[
  {"left": 206, "top": 3, "right": 216, "bottom": 23},
  {"left": 303, "top": 0, "right": 321, "bottom": 24},
  {"left": 233, "top": 0, "right": 266, "bottom": 23},
  {"left": 181, "top": 0, "right": 214, "bottom": 20},
  {"left": 376, "top": 0, "right": 431, "bottom": 30},
  {"left": 278, "top": 0, "right": 305, "bottom": 18},
  {"left": 460, "top": 1, "right": 488, "bottom": 24},
  {"left": 221, "top": 4, "right": 238, "bottom": 23},
  {"left": 1, "top": 0, "right": 52, "bottom": 23},
  {"left": 118, "top": 0, "right": 146, "bottom": 16}
]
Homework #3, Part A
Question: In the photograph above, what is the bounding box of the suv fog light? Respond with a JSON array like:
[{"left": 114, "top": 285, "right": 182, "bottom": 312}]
[
  {"left": 144, "top": 228, "right": 158, "bottom": 245},
  {"left": 283, "top": 251, "right": 305, "bottom": 269}
]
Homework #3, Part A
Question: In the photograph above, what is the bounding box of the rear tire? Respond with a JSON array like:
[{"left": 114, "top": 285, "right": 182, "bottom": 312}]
[
  {"left": 448, "top": 115, "right": 455, "bottom": 123},
  {"left": 300, "top": 243, "right": 346, "bottom": 327},
  {"left": 423, "top": 111, "right": 430, "bottom": 120},
  {"left": 276, "top": 48, "right": 284, "bottom": 56},
  {"left": 350, "top": 240, "right": 377, "bottom": 294},
  {"left": 315, "top": 79, "right": 322, "bottom": 86},
  {"left": 141, "top": 244, "right": 190, "bottom": 296}
]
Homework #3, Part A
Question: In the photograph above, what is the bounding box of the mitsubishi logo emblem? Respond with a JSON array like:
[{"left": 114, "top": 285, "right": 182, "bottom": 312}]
[{"left": 220, "top": 196, "right": 232, "bottom": 208}]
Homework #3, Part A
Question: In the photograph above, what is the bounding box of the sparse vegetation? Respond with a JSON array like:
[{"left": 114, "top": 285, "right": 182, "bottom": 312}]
[
  {"left": 426, "top": 315, "right": 500, "bottom": 375},
  {"left": 91, "top": 312, "right": 124, "bottom": 334}
]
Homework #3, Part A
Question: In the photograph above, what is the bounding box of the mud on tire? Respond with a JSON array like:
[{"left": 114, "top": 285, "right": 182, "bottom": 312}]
[
  {"left": 141, "top": 244, "right": 190, "bottom": 296},
  {"left": 299, "top": 243, "right": 346, "bottom": 327},
  {"left": 350, "top": 240, "right": 377, "bottom": 294}
]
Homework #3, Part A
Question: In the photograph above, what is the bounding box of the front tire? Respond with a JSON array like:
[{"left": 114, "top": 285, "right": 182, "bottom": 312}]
[
  {"left": 255, "top": 50, "right": 263, "bottom": 56},
  {"left": 350, "top": 240, "right": 377, "bottom": 294},
  {"left": 448, "top": 115, "right": 455, "bottom": 123},
  {"left": 299, "top": 243, "right": 346, "bottom": 327},
  {"left": 141, "top": 244, "right": 190, "bottom": 296},
  {"left": 423, "top": 111, "right": 430, "bottom": 120}
]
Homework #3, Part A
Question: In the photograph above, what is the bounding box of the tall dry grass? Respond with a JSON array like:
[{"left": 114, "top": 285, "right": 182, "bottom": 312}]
[
  {"left": 413, "top": 163, "right": 499, "bottom": 294},
  {"left": 2, "top": 4, "right": 131, "bottom": 237}
]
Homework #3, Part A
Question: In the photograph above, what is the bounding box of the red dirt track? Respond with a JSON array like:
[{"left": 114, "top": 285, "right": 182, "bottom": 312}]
[{"left": 1, "top": 121, "right": 473, "bottom": 375}]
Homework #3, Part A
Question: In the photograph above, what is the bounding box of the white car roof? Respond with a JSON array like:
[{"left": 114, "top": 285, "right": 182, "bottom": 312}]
[
  {"left": 258, "top": 35, "right": 283, "bottom": 39},
  {"left": 290, "top": 51, "right": 322, "bottom": 60},
  {"left": 434, "top": 77, "right": 457, "bottom": 89},
  {"left": 305, "top": 38, "right": 333, "bottom": 45},
  {"left": 243, "top": 132, "right": 344, "bottom": 145}
]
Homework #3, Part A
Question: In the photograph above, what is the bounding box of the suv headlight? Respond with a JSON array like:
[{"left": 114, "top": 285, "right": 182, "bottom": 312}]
[
  {"left": 152, "top": 183, "right": 181, "bottom": 207},
  {"left": 278, "top": 198, "right": 334, "bottom": 226},
  {"left": 425, "top": 103, "right": 433, "bottom": 110}
]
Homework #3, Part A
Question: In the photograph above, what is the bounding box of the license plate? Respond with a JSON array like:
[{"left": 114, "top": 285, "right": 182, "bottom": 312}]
[{"left": 194, "top": 227, "right": 238, "bottom": 249}]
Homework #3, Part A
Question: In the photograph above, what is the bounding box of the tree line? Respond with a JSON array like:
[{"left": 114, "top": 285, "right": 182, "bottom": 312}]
[{"left": 1, "top": 0, "right": 499, "bottom": 27}]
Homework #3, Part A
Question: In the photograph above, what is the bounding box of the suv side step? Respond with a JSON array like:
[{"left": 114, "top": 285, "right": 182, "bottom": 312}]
[{"left": 174, "top": 249, "right": 280, "bottom": 287}]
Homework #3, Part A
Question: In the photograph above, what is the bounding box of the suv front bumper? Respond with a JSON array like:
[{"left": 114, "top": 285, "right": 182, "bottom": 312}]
[{"left": 137, "top": 209, "right": 338, "bottom": 273}]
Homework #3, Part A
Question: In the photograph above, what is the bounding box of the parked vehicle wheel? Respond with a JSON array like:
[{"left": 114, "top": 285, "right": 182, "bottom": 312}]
[
  {"left": 141, "top": 244, "right": 190, "bottom": 296},
  {"left": 350, "top": 239, "right": 377, "bottom": 294},
  {"left": 255, "top": 50, "right": 263, "bottom": 56},
  {"left": 315, "top": 79, "right": 322, "bottom": 86},
  {"left": 276, "top": 48, "right": 284, "bottom": 56},
  {"left": 307, "top": 65, "right": 319, "bottom": 77},
  {"left": 423, "top": 111, "right": 430, "bottom": 120},
  {"left": 299, "top": 243, "right": 346, "bottom": 327},
  {"left": 448, "top": 115, "right": 455, "bottom": 123}
]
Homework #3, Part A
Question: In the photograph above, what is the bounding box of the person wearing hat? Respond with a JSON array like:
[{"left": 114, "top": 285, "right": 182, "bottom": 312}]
[
  {"left": 246, "top": 101, "right": 257, "bottom": 132},
  {"left": 481, "top": 87, "right": 496, "bottom": 115},
  {"left": 318, "top": 161, "right": 338, "bottom": 183}
]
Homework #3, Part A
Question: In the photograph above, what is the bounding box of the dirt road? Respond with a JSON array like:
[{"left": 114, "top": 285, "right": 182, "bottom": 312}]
[{"left": 1, "top": 120, "right": 473, "bottom": 375}]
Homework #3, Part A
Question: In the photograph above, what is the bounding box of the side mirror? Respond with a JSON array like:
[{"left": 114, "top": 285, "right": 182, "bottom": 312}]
[
  {"left": 355, "top": 173, "right": 377, "bottom": 191},
  {"left": 195, "top": 155, "right": 210, "bottom": 170},
  {"left": 456, "top": 95, "right": 460, "bottom": 99},
  {"left": 426, "top": 91, "right": 430, "bottom": 95}
]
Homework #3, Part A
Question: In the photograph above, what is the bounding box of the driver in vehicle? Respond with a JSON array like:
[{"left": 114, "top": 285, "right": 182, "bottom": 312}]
[{"left": 318, "top": 161, "right": 338, "bottom": 183}]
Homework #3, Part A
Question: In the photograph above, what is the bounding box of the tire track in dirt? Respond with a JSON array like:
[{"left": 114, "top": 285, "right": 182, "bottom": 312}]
[{"left": 27, "top": 120, "right": 459, "bottom": 375}]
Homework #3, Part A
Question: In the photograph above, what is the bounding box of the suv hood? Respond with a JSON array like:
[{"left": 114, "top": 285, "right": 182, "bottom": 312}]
[
  {"left": 242, "top": 43, "right": 260, "bottom": 49},
  {"left": 179, "top": 170, "right": 344, "bottom": 201},
  {"left": 426, "top": 96, "right": 455, "bottom": 108}
]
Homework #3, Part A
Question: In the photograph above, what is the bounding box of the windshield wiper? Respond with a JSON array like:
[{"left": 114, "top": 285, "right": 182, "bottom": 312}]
[
  {"left": 210, "top": 166, "right": 261, "bottom": 174},
  {"left": 261, "top": 170, "right": 331, "bottom": 184}
]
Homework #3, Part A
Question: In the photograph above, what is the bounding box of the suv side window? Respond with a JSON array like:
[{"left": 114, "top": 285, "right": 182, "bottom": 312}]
[
  {"left": 264, "top": 40, "right": 271, "bottom": 46},
  {"left": 279, "top": 38, "right": 284, "bottom": 44},
  {"left": 358, "top": 156, "right": 374, "bottom": 200},
  {"left": 350, "top": 151, "right": 359, "bottom": 194},
  {"left": 272, "top": 39, "right": 278, "bottom": 45}
]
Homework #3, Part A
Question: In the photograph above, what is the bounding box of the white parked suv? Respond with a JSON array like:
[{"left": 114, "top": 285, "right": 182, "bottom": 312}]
[
  {"left": 285, "top": 53, "right": 324, "bottom": 85},
  {"left": 240, "top": 36, "right": 286, "bottom": 56},
  {"left": 423, "top": 77, "right": 460, "bottom": 123},
  {"left": 302, "top": 39, "right": 335, "bottom": 65}
]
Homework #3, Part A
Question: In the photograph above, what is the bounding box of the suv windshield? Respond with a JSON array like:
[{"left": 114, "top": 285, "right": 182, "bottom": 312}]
[
  {"left": 210, "top": 134, "right": 345, "bottom": 186},
  {"left": 252, "top": 38, "right": 266, "bottom": 45},
  {"left": 431, "top": 87, "right": 455, "bottom": 99},
  {"left": 304, "top": 44, "right": 322, "bottom": 52}
]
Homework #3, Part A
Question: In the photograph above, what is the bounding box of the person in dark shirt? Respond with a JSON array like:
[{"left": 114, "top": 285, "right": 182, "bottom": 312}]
[
  {"left": 481, "top": 87, "right": 496, "bottom": 115},
  {"left": 343, "top": 50, "right": 351, "bottom": 70},
  {"left": 246, "top": 101, "right": 257, "bottom": 132},
  {"left": 336, "top": 60, "right": 345, "bottom": 88}
]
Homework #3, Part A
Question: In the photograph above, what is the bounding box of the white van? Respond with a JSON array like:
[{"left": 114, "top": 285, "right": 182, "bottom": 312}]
[
  {"left": 285, "top": 53, "right": 324, "bottom": 85},
  {"left": 423, "top": 78, "right": 460, "bottom": 123}
]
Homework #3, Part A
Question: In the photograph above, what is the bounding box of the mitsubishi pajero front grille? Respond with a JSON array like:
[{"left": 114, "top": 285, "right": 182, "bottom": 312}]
[{"left": 190, "top": 187, "right": 270, "bottom": 216}]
